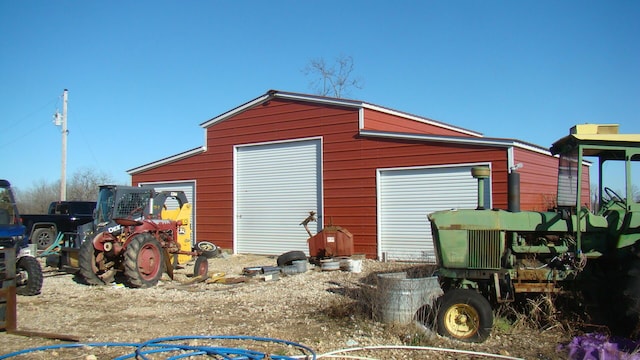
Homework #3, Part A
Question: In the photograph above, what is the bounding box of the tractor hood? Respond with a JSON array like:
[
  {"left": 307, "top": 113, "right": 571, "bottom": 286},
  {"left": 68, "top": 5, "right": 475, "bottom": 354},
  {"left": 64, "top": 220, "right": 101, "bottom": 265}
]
[
  {"left": 428, "top": 209, "right": 575, "bottom": 232},
  {"left": 0, "top": 223, "right": 26, "bottom": 247}
]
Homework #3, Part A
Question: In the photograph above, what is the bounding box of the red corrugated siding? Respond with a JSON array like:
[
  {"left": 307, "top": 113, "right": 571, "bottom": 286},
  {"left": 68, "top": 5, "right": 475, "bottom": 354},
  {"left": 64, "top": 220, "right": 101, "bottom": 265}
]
[
  {"left": 363, "top": 108, "right": 479, "bottom": 136},
  {"left": 513, "top": 148, "right": 590, "bottom": 211},
  {"left": 513, "top": 148, "right": 559, "bottom": 211},
  {"left": 131, "top": 98, "right": 524, "bottom": 258}
]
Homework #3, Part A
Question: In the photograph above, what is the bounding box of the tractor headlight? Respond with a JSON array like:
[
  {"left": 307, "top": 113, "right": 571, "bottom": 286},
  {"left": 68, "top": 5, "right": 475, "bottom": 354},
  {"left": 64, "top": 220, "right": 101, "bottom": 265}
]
[
  {"left": 18, "top": 243, "right": 36, "bottom": 257},
  {"left": 0, "top": 235, "right": 23, "bottom": 249},
  {"left": 13, "top": 235, "right": 28, "bottom": 247}
]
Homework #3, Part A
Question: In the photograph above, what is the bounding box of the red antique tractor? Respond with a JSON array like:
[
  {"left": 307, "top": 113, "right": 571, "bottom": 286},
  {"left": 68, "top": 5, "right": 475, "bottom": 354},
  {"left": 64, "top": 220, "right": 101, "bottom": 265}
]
[{"left": 78, "top": 185, "right": 216, "bottom": 288}]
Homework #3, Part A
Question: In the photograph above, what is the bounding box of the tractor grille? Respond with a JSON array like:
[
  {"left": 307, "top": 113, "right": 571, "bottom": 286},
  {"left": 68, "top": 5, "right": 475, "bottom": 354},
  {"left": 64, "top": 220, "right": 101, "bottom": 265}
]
[{"left": 468, "top": 230, "right": 502, "bottom": 269}]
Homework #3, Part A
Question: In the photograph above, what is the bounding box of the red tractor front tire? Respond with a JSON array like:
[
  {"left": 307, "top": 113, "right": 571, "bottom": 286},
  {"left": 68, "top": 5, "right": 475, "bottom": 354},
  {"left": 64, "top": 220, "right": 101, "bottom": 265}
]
[
  {"left": 79, "top": 237, "right": 115, "bottom": 285},
  {"left": 124, "top": 233, "right": 164, "bottom": 288}
]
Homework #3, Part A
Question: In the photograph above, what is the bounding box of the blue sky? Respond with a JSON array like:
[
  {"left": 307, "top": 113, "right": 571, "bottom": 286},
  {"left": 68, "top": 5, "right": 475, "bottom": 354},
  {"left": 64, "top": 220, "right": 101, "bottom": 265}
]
[{"left": 1, "top": 1, "right": 639, "bottom": 192}]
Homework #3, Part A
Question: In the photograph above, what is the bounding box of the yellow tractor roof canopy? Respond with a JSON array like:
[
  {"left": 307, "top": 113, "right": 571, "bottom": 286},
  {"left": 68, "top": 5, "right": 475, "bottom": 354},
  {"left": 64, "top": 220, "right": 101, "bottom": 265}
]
[{"left": 551, "top": 123, "right": 640, "bottom": 157}]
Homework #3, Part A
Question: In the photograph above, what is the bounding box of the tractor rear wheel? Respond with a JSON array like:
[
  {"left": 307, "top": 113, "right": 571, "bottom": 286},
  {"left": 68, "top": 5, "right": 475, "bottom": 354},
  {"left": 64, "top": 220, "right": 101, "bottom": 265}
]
[
  {"left": 435, "top": 289, "right": 493, "bottom": 343},
  {"left": 32, "top": 227, "right": 56, "bottom": 250},
  {"left": 124, "top": 233, "right": 164, "bottom": 288},
  {"left": 16, "top": 256, "right": 43, "bottom": 296},
  {"left": 78, "top": 238, "right": 116, "bottom": 285},
  {"left": 620, "top": 258, "right": 640, "bottom": 336}
]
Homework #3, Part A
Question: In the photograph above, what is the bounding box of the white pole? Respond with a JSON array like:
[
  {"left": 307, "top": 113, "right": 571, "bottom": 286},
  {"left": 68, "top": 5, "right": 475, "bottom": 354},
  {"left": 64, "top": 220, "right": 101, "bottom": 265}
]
[{"left": 60, "top": 89, "right": 68, "bottom": 201}]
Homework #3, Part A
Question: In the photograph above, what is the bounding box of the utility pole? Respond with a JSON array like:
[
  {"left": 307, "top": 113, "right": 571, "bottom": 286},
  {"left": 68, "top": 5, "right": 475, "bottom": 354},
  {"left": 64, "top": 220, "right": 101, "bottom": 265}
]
[{"left": 54, "top": 89, "right": 68, "bottom": 201}]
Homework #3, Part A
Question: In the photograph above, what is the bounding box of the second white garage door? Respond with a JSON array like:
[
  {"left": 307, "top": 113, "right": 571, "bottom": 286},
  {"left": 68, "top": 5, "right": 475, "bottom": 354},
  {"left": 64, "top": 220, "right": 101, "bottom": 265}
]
[
  {"left": 235, "top": 138, "right": 322, "bottom": 255},
  {"left": 378, "top": 164, "right": 490, "bottom": 262}
]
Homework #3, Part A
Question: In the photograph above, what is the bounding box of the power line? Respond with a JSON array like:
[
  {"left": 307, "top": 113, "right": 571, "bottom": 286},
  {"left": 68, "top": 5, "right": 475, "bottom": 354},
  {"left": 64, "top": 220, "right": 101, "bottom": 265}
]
[{"left": 0, "top": 97, "right": 59, "bottom": 148}]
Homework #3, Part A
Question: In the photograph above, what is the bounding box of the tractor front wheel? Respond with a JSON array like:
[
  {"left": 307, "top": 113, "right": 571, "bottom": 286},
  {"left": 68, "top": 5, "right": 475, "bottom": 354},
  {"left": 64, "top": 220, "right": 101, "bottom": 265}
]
[
  {"left": 194, "top": 256, "right": 209, "bottom": 277},
  {"left": 78, "top": 238, "right": 116, "bottom": 285},
  {"left": 436, "top": 289, "right": 493, "bottom": 343},
  {"left": 124, "top": 233, "right": 164, "bottom": 288},
  {"left": 16, "top": 256, "right": 43, "bottom": 296}
]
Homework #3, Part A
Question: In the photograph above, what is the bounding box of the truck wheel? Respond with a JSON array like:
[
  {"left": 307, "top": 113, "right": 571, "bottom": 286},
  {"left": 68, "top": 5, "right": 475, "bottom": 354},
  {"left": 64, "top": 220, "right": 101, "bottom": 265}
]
[
  {"left": 194, "top": 256, "right": 209, "bottom": 277},
  {"left": 16, "top": 256, "right": 43, "bottom": 296},
  {"left": 436, "top": 289, "right": 493, "bottom": 343},
  {"left": 124, "top": 233, "right": 164, "bottom": 288},
  {"left": 32, "top": 228, "right": 56, "bottom": 250},
  {"left": 78, "top": 237, "right": 114, "bottom": 285},
  {"left": 277, "top": 251, "right": 307, "bottom": 267}
]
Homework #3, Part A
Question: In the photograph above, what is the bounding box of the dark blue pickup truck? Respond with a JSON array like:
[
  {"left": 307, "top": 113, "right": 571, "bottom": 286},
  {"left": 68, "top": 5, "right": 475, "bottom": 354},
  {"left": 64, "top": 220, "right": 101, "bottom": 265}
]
[{"left": 21, "top": 201, "right": 96, "bottom": 250}]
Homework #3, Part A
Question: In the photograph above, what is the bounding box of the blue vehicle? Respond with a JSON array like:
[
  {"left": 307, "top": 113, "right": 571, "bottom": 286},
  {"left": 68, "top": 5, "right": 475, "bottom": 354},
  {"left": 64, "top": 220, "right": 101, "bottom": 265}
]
[{"left": 0, "top": 179, "right": 43, "bottom": 296}]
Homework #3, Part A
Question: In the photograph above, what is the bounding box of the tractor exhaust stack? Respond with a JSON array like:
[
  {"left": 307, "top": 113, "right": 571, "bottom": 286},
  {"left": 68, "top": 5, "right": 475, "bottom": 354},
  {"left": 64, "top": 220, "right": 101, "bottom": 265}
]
[{"left": 471, "top": 166, "right": 490, "bottom": 210}]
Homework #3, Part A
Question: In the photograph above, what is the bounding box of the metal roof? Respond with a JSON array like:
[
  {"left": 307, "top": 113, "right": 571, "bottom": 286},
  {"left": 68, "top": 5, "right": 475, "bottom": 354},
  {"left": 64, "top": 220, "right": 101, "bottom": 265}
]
[
  {"left": 199, "top": 90, "right": 482, "bottom": 137},
  {"left": 129, "top": 90, "right": 552, "bottom": 175}
]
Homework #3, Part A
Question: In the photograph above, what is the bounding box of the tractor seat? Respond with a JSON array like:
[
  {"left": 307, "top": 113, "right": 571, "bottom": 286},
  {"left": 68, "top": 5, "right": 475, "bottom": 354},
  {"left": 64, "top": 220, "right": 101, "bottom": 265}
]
[{"left": 603, "top": 210, "right": 624, "bottom": 232}]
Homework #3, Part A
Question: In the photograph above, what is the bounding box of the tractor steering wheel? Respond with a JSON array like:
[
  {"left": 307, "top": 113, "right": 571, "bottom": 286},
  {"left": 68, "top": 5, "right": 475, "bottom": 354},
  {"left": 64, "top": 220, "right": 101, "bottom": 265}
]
[
  {"left": 604, "top": 187, "right": 624, "bottom": 203},
  {"left": 601, "top": 187, "right": 626, "bottom": 215}
]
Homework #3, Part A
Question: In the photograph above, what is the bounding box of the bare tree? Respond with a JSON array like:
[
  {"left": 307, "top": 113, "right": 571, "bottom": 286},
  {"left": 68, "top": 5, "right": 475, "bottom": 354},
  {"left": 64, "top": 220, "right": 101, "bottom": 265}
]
[
  {"left": 67, "top": 167, "right": 114, "bottom": 201},
  {"left": 15, "top": 168, "right": 116, "bottom": 214},
  {"left": 16, "top": 180, "right": 58, "bottom": 214},
  {"left": 303, "top": 54, "right": 363, "bottom": 98}
]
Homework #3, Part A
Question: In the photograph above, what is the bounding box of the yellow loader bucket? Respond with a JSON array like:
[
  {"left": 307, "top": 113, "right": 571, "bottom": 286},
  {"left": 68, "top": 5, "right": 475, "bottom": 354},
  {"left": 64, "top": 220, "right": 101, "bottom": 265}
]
[{"left": 162, "top": 203, "right": 193, "bottom": 264}]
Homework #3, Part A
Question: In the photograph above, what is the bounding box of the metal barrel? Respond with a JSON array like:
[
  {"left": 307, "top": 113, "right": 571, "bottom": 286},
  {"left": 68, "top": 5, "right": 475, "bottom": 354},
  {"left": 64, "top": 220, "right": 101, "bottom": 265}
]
[{"left": 376, "top": 272, "right": 443, "bottom": 324}]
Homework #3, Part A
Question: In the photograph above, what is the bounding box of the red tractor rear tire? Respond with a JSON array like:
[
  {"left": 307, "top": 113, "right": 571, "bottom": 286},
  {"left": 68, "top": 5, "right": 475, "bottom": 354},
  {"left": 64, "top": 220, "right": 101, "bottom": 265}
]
[{"left": 124, "top": 233, "right": 164, "bottom": 288}]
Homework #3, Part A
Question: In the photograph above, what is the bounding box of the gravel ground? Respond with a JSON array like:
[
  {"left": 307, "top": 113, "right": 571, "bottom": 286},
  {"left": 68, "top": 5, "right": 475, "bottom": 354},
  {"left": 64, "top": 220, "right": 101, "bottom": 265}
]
[{"left": 0, "top": 254, "right": 571, "bottom": 359}]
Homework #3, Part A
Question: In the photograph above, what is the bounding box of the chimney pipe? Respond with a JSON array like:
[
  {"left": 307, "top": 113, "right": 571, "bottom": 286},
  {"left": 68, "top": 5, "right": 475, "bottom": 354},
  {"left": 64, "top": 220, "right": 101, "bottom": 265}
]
[{"left": 508, "top": 171, "right": 521, "bottom": 212}]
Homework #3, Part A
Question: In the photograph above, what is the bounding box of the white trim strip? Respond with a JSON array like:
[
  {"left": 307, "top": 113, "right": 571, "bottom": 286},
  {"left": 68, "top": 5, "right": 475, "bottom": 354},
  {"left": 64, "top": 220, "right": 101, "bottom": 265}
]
[
  {"left": 200, "top": 93, "right": 272, "bottom": 128},
  {"left": 127, "top": 147, "right": 206, "bottom": 175},
  {"left": 273, "top": 91, "right": 364, "bottom": 108},
  {"left": 362, "top": 103, "right": 482, "bottom": 137},
  {"left": 360, "top": 129, "right": 551, "bottom": 156}
]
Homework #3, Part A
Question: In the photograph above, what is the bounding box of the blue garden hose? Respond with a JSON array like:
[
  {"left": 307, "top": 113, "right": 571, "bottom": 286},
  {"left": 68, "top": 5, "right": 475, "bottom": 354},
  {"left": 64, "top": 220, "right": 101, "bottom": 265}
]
[{"left": 0, "top": 335, "right": 317, "bottom": 360}]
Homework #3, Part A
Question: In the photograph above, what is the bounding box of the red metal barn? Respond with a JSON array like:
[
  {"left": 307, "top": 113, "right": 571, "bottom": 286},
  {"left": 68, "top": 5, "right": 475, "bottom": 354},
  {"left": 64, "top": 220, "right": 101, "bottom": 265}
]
[{"left": 128, "top": 90, "right": 589, "bottom": 262}]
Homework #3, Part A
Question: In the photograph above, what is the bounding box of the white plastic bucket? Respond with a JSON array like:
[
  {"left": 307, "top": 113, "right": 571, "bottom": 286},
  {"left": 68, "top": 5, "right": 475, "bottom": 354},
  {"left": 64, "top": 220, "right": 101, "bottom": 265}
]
[{"left": 348, "top": 259, "right": 362, "bottom": 273}]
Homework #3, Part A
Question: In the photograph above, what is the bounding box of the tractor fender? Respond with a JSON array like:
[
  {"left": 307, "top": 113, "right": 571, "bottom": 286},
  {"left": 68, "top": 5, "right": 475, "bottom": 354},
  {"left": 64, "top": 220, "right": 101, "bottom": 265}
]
[
  {"left": 122, "top": 231, "right": 159, "bottom": 251},
  {"left": 92, "top": 232, "right": 115, "bottom": 252}
]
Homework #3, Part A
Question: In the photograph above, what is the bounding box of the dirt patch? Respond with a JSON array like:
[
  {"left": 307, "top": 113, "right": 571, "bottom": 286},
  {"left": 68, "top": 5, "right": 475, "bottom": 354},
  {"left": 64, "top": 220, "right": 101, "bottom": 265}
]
[{"left": 1, "top": 254, "right": 572, "bottom": 359}]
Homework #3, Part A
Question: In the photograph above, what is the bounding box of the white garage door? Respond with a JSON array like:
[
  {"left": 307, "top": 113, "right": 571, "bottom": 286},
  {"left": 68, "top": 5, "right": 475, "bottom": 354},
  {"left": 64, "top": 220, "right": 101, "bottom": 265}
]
[
  {"left": 378, "top": 165, "right": 488, "bottom": 262},
  {"left": 236, "top": 139, "right": 322, "bottom": 255},
  {"left": 140, "top": 181, "right": 196, "bottom": 244}
]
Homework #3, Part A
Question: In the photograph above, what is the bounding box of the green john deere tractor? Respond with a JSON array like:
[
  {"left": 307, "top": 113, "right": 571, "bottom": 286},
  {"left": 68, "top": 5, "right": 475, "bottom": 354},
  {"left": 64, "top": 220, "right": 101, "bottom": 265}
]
[{"left": 428, "top": 124, "right": 640, "bottom": 342}]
